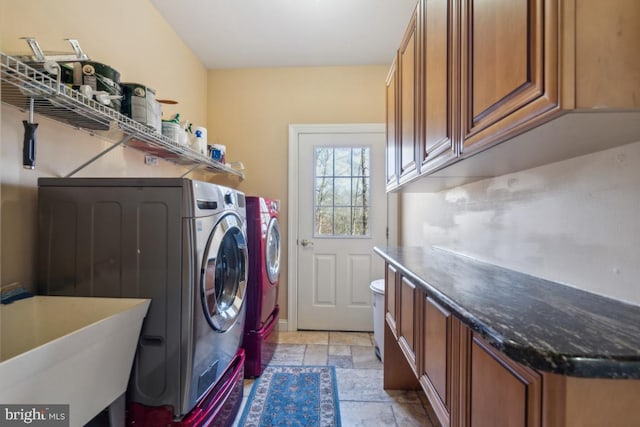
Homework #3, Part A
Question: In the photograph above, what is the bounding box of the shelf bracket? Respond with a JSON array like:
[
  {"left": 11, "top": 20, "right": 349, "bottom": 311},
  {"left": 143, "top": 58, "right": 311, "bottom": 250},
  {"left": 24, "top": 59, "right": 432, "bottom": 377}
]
[
  {"left": 180, "top": 164, "right": 202, "bottom": 178},
  {"left": 65, "top": 135, "right": 134, "bottom": 177}
]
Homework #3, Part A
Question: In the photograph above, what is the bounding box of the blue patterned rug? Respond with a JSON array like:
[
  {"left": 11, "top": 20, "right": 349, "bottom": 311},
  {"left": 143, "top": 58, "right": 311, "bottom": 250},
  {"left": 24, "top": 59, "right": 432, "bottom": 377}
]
[{"left": 237, "top": 365, "right": 341, "bottom": 427}]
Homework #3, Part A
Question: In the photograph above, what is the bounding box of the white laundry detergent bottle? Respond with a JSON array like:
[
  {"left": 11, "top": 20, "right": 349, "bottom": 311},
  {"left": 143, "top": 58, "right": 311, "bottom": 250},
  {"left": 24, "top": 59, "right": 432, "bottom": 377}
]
[{"left": 194, "top": 126, "right": 208, "bottom": 156}]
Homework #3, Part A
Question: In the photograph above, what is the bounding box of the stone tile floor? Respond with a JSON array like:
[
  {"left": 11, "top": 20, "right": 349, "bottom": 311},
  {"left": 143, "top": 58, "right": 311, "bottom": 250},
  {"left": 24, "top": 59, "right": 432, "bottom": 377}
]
[{"left": 232, "top": 331, "right": 438, "bottom": 426}]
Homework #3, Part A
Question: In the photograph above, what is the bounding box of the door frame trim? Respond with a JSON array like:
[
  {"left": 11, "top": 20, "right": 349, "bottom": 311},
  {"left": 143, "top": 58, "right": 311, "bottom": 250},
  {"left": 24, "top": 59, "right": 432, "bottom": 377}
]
[{"left": 287, "top": 123, "right": 385, "bottom": 331}]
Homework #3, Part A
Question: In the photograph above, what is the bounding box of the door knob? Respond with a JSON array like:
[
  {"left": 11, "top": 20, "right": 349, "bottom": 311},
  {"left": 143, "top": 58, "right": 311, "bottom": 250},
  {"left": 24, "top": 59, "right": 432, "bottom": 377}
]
[{"left": 301, "top": 239, "right": 314, "bottom": 247}]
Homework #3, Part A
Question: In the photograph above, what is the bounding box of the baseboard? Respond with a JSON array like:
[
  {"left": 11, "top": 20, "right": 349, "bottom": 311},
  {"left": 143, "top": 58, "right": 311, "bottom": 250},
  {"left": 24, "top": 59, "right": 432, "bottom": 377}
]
[{"left": 278, "top": 318, "right": 289, "bottom": 332}]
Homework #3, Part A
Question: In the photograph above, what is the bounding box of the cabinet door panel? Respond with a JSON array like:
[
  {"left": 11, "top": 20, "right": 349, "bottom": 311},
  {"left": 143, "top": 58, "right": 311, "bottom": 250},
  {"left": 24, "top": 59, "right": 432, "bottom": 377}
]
[
  {"left": 421, "top": 296, "right": 452, "bottom": 426},
  {"left": 398, "top": 9, "right": 419, "bottom": 183},
  {"left": 423, "top": 297, "right": 450, "bottom": 407},
  {"left": 472, "top": 0, "right": 529, "bottom": 116},
  {"left": 385, "top": 264, "right": 398, "bottom": 336},
  {"left": 398, "top": 276, "right": 417, "bottom": 372},
  {"left": 386, "top": 59, "right": 398, "bottom": 189},
  {"left": 469, "top": 336, "right": 541, "bottom": 427},
  {"left": 422, "top": 0, "right": 457, "bottom": 172},
  {"left": 461, "top": 0, "right": 558, "bottom": 153}
]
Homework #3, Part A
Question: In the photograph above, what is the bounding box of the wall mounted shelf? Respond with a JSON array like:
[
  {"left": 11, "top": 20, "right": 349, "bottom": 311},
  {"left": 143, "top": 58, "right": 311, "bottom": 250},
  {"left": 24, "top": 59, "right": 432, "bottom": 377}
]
[{"left": 0, "top": 52, "right": 244, "bottom": 179}]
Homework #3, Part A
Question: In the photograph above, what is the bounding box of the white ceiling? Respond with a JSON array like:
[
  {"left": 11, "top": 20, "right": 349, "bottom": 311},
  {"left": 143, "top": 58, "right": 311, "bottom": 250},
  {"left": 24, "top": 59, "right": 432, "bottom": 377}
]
[{"left": 150, "top": 0, "right": 418, "bottom": 69}]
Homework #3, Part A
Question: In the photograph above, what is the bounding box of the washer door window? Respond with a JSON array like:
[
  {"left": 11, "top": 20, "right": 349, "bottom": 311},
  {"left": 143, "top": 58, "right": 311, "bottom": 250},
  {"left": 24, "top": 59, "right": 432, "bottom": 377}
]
[
  {"left": 265, "top": 218, "right": 281, "bottom": 284},
  {"left": 201, "top": 214, "right": 248, "bottom": 332}
]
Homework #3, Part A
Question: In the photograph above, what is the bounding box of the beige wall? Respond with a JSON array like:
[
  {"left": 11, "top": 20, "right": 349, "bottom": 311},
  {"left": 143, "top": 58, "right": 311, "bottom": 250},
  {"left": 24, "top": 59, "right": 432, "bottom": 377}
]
[
  {"left": 207, "top": 65, "right": 388, "bottom": 321},
  {"left": 400, "top": 139, "right": 640, "bottom": 305},
  {"left": 0, "top": 0, "right": 208, "bottom": 288},
  {"left": 0, "top": 0, "right": 207, "bottom": 124},
  {"left": 0, "top": 2, "right": 389, "bottom": 320}
]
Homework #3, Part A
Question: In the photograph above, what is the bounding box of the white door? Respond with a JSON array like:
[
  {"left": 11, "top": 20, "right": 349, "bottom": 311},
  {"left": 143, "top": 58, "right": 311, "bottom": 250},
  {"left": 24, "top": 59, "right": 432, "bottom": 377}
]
[{"left": 289, "top": 124, "right": 386, "bottom": 331}]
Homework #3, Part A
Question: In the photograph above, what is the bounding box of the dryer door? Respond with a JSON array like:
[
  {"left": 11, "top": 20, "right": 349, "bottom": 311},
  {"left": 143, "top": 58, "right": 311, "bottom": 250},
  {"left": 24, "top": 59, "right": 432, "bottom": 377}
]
[
  {"left": 201, "top": 213, "right": 248, "bottom": 332},
  {"left": 265, "top": 217, "right": 281, "bottom": 284}
]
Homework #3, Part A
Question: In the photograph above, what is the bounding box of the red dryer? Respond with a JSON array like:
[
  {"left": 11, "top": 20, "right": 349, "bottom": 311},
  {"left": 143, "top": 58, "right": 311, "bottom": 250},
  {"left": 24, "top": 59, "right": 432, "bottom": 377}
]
[{"left": 242, "top": 196, "right": 281, "bottom": 378}]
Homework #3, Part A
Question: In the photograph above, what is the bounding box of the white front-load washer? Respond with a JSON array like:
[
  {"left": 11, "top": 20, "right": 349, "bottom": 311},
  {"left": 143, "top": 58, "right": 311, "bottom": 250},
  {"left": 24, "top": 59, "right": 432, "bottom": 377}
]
[{"left": 37, "top": 177, "right": 247, "bottom": 421}]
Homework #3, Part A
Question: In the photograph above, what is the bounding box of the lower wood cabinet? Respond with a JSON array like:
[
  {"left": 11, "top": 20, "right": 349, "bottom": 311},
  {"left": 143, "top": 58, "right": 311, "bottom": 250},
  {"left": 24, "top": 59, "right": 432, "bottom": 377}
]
[
  {"left": 382, "top": 262, "right": 640, "bottom": 427},
  {"left": 385, "top": 263, "right": 541, "bottom": 426},
  {"left": 385, "top": 263, "right": 398, "bottom": 337},
  {"left": 384, "top": 264, "right": 421, "bottom": 390},
  {"left": 420, "top": 296, "right": 453, "bottom": 426},
  {"left": 464, "top": 331, "right": 541, "bottom": 427},
  {"left": 398, "top": 276, "right": 418, "bottom": 374}
]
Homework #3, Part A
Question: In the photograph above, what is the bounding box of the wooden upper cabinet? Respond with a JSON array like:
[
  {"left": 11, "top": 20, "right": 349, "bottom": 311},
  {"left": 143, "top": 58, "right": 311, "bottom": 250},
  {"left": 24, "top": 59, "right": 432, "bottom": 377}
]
[
  {"left": 398, "top": 6, "right": 420, "bottom": 184},
  {"left": 573, "top": 0, "right": 640, "bottom": 109},
  {"left": 385, "top": 58, "right": 399, "bottom": 190},
  {"left": 421, "top": 0, "right": 458, "bottom": 173},
  {"left": 386, "top": 0, "right": 640, "bottom": 192},
  {"left": 460, "top": 0, "right": 640, "bottom": 156},
  {"left": 460, "top": 0, "right": 558, "bottom": 154}
]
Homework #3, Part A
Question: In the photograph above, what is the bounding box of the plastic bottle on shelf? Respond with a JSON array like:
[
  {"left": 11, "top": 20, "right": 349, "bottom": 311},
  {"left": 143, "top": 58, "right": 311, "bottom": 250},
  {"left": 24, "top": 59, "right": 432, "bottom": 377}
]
[
  {"left": 194, "top": 129, "right": 206, "bottom": 156},
  {"left": 194, "top": 126, "right": 207, "bottom": 156}
]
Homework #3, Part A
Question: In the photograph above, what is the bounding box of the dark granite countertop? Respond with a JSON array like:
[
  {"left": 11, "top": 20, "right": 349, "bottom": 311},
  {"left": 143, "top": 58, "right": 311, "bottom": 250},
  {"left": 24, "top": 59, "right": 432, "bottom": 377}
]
[{"left": 374, "top": 246, "right": 640, "bottom": 379}]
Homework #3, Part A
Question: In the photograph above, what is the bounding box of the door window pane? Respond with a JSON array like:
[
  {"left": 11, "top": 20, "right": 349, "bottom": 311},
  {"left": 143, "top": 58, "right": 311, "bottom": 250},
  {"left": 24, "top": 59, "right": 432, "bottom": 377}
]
[
  {"left": 315, "top": 147, "right": 333, "bottom": 176},
  {"left": 352, "top": 207, "right": 368, "bottom": 236},
  {"left": 334, "top": 148, "right": 352, "bottom": 176},
  {"left": 352, "top": 147, "right": 370, "bottom": 176},
  {"left": 352, "top": 177, "right": 370, "bottom": 206},
  {"left": 313, "top": 146, "right": 371, "bottom": 237},
  {"left": 334, "top": 207, "right": 352, "bottom": 235},
  {"left": 315, "top": 207, "right": 333, "bottom": 235},
  {"left": 334, "top": 178, "right": 352, "bottom": 206},
  {"left": 315, "top": 178, "right": 333, "bottom": 206}
]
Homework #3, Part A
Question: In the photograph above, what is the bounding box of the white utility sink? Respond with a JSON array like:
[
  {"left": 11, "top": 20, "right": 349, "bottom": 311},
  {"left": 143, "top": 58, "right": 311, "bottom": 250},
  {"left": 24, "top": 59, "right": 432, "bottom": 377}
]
[{"left": 0, "top": 296, "right": 150, "bottom": 427}]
